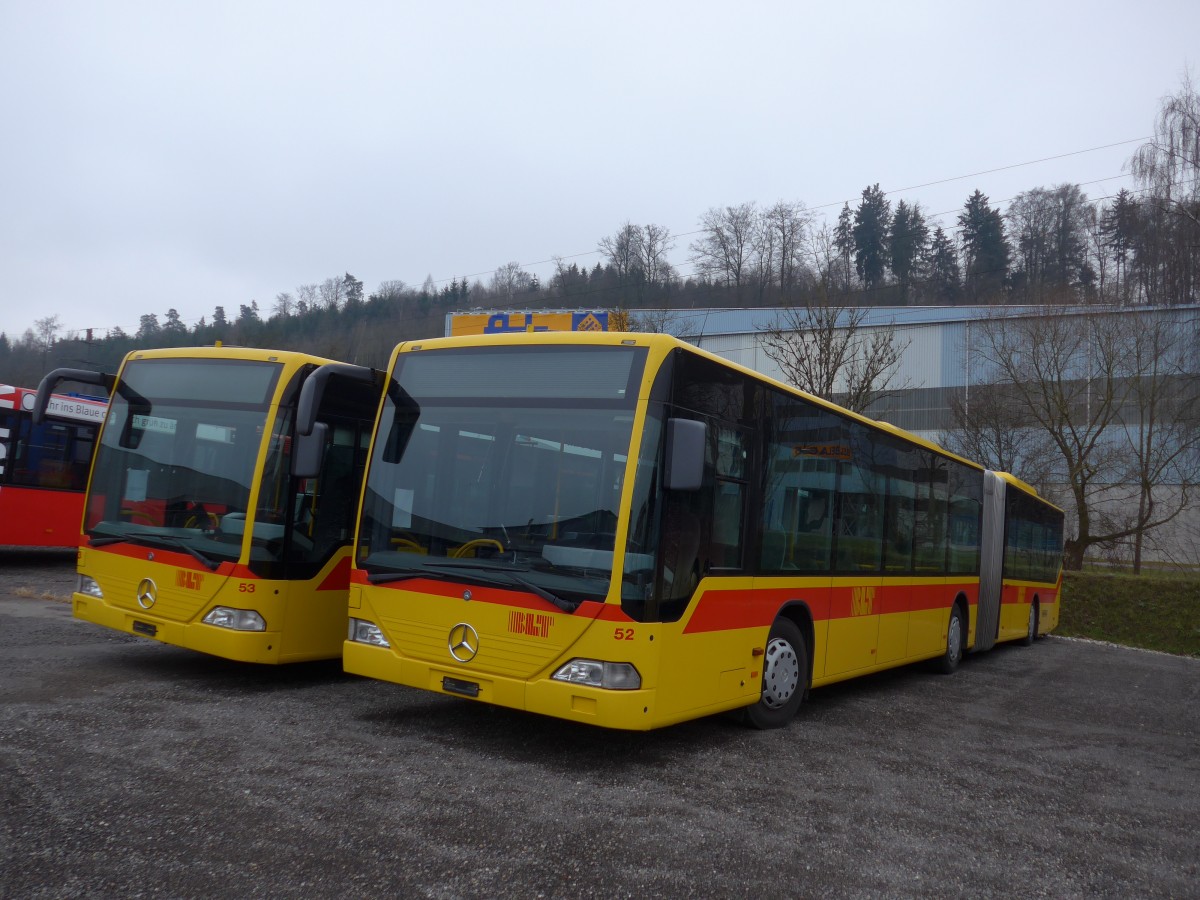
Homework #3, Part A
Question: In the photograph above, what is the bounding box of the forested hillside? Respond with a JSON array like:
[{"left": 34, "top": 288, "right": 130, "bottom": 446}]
[{"left": 3, "top": 80, "right": 1197, "bottom": 388}]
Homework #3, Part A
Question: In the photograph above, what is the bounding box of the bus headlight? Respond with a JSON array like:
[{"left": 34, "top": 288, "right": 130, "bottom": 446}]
[
  {"left": 348, "top": 618, "right": 390, "bottom": 648},
  {"left": 552, "top": 659, "right": 641, "bottom": 690},
  {"left": 77, "top": 575, "right": 104, "bottom": 599},
  {"left": 202, "top": 607, "right": 266, "bottom": 631}
]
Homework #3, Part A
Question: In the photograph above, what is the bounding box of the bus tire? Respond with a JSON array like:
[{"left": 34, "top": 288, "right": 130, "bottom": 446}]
[
  {"left": 744, "top": 617, "right": 807, "bottom": 729},
  {"left": 934, "top": 602, "right": 965, "bottom": 674},
  {"left": 1020, "top": 600, "right": 1038, "bottom": 646}
]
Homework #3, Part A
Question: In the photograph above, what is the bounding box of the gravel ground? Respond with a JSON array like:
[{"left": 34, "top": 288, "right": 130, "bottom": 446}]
[{"left": 1, "top": 550, "right": 1197, "bottom": 899}]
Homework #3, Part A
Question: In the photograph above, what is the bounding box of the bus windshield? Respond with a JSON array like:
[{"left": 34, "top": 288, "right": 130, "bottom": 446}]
[
  {"left": 85, "top": 358, "right": 282, "bottom": 565},
  {"left": 358, "top": 345, "right": 646, "bottom": 609}
]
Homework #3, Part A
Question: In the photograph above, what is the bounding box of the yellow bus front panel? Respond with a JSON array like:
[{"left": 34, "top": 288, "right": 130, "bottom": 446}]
[{"left": 76, "top": 545, "right": 353, "bottom": 663}]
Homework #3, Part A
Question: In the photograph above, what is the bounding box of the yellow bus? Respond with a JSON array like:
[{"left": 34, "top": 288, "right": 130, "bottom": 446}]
[
  {"left": 344, "top": 332, "right": 1064, "bottom": 729},
  {"left": 37, "top": 347, "right": 381, "bottom": 663}
]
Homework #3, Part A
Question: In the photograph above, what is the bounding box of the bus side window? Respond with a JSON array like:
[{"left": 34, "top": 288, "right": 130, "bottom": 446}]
[
  {"left": 709, "top": 424, "right": 748, "bottom": 570},
  {"left": 759, "top": 390, "right": 837, "bottom": 574}
]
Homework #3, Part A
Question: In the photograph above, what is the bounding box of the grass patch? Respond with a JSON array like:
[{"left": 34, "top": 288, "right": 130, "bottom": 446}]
[{"left": 1059, "top": 571, "right": 1200, "bottom": 658}]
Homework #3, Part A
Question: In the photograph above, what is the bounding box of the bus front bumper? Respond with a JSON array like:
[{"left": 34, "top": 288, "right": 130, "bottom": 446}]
[
  {"left": 73, "top": 594, "right": 283, "bottom": 664},
  {"left": 343, "top": 640, "right": 662, "bottom": 730}
]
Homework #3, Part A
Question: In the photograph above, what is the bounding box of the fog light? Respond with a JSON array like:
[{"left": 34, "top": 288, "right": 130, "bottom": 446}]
[
  {"left": 552, "top": 659, "right": 641, "bottom": 690},
  {"left": 202, "top": 607, "right": 266, "bottom": 631},
  {"left": 77, "top": 575, "right": 104, "bottom": 599},
  {"left": 348, "top": 617, "right": 390, "bottom": 647}
]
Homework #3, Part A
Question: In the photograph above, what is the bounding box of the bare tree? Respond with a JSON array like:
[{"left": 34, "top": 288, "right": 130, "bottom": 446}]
[
  {"left": 34, "top": 315, "right": 61, "bottom": 351},
  {"left": 598, "top": 222, "right": 676, "bottom": 308},
  {"left": 1116, "top": 310, "right": 1200, "bottom": 572},
  {"left": 598, "top": 222, "right": 644, "bottom": 308},
  {"left": 1007, "top": 184, "right": 1093, "bottom": 303},
  {"left": 1129, "top": 71, "right": 1200, "bottom": 229},
  {"left": 626, "top": 308, "right": 699, "bottom": 342},
  {"left": 956, "top": 307, "right": 1189, "bottom": 569},
  {"left": 945, "top": 382, "right": 1056, "bottom": 486},
  {"left": 273, "top": 292, "right": 295, "bottom": 318},
  {"left": 372, "top": 280, "right": 409, "bottom": 304},
  {"left": 1128, "top": 73, "right": 1200, "bottom": 306},
  {"left": 319, "top": 277, "right": 346, "bottom": 311},
  {"left": 760, "top": 296, "right": 910, "bottom": 414},
  {"left": 489, "top": 261, "right": 533, "bottom": 302},
  {"left": 295, "top": 283, "right": 319, "bottom": 314},
  {"left": 689, "top": 203, "right": 758, "bottom": 302},
  {"left": 773, "top": 201, "right": 816, "bottom": 301},
  {"left": 637, "top": 223, "right": 676, "bottom": 299}
]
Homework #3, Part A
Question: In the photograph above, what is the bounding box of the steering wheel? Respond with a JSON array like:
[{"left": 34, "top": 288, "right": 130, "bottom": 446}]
[
  {"left": 450, "top": 538, "right": 505, "bottom": 559},
  {"left": 185, "top": 512, "right": 220, "bottom": 532}
]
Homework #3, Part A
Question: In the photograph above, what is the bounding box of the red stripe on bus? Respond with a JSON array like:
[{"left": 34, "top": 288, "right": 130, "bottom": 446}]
[
  {"left": 372, "top": 576, "right": 605, "bottom": 616},
  {"left": 91, "top": 541, "right": 239, "bottom": 576},
  {"left": 682, "top": 582, "right": 981, "bottom": 635},
  {"left": 317, "top": 557, "right": 350, "bottom": 591}
]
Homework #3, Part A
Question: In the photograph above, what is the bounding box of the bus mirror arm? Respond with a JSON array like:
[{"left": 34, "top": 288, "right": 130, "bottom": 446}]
[
  {"left": 292, "top": 421, "right": 329, "bottom": 478},
  {"left": 664, "top": 418, "right": 706, "bottom": 492},
  {"left": 33, "top": 368, "right": 114, "bottom": 425},
  {"left": 296, "top": 363, "right": 379, "bottom": 437}
]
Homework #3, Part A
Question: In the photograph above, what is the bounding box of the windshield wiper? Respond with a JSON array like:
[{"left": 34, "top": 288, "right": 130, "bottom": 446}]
[
  {"left": 506, "top": 572, "right": 580, "bottom": 614},
  {"left": 367, "top": 567, "right": 449, "bottom": 585},
  {"left": 88, "top": 532, "right": 221, "bottom": 571},
  {"left": 89, "top": 535, "right": 129, "bottom": 547},
  {"left": 366, "top": 560, "right": 581, "bottom": 613},
  {"left": 421, "top": 561, "right": 581, "bottom": 613}
]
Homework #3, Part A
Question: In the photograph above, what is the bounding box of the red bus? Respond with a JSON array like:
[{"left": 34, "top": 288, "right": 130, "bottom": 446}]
[{"left": 0, "top": 383, "right": 106, "bottom": 547}]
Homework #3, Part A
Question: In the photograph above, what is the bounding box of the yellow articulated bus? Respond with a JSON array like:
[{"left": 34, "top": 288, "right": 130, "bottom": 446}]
[
  {"left": 37, "top": 347, "right": 382, "bottom": 663},
  {"left": 344, "top": 332, "right": 1064, "bottom": 730}
]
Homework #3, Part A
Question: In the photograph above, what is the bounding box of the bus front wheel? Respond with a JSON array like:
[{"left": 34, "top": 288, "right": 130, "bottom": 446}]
[{"left": 744, "top": 617, "right": 808, "bottom": 729}]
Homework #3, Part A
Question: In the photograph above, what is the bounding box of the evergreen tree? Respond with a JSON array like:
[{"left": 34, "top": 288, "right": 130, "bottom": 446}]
[
  {"left": 343, "top": 273, "right": 364, "bottom": 308},
  {"left": 926, "top": 227, "right": 961, "bottom": 304},
  {"left": 889, "top": 200, "right": 929, "bottom": 303},
  {"left": 1100, "top": 189, "right": 1140, "bottom": 304},
  {"left": 852, "top": 184, "right": 892, "bottom": 293},
  {"left": 213, "top": 306, "right": 228, "bottom": 329},
  {"left": 163, "top": 308, "right": 187, "bottom": 334},
  {"left": 958, "top": 190, "right": 1010, "bottom": 302},
  {"left": 238, "top": 301, "right": 261, "bottom": 325},
  {"left": 137, "top": 314, "right": 160, "bottom": 340},
  {"left": 833, "top": 202, "right": 855, "bottom": 287}
]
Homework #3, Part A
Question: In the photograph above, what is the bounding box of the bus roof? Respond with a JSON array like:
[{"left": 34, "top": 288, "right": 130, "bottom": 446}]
[
  {"left": 394, "top": 330, "right": 988, "bottom": 473},
  {"left": 121, "top": 345, "right": 346, "bottom": 367}
]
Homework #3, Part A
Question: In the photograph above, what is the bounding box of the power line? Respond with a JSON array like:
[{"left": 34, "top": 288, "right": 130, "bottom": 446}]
[{"left": 44, "top": 135, "right": 1163, "bottom": 338}]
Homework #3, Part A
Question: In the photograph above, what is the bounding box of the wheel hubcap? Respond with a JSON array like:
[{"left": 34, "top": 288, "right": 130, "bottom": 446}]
[
  {"left": 948, "top": 613, "right": 962, "bottom": 662},
  {"left": 761, "top": 637, "right": 800, "bottom": 709}
]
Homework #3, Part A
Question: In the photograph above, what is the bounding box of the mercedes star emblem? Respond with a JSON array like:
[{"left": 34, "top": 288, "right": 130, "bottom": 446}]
[
  {"left": 136, "top": 578, "right": 158, "bottom": 610},
  {"left": 448, "top": 622, "right": 479, "bottom": 662}
]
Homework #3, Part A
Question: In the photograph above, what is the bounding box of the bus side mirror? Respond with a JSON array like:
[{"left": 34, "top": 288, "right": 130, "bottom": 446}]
[
  {"left": 292, "top": 421, "right": 329, "bottom": 478},
  {"left": 297, "top": 362, "right": 378, "bottom": 437},
  {"left": 33, "top": 367, "right": 113, "bottom": 425},
  {"left": 665, "top": 418, "right": 705, "bottom": 491}
]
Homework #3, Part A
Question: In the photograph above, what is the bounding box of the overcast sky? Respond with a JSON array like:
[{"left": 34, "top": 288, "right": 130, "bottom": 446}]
[{"left": 1, "top": 0, "right": 1197, "bottom": 341}]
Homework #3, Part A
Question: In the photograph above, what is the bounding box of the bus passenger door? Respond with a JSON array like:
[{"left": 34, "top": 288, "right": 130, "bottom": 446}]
[{"left": 654, "top": 419, "right": 760, "bottom": 719}]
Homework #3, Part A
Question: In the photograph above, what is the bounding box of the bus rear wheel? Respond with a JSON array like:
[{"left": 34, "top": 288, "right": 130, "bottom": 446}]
[
  {"left": 934, "top": 602, "right": 965, "bottom": 674},
  {"left": 744, "top": 617, "right": 808, "bottom": 729},
  {"left": 1020, "top": 600, "right": 1039, "bottom": 646}
]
